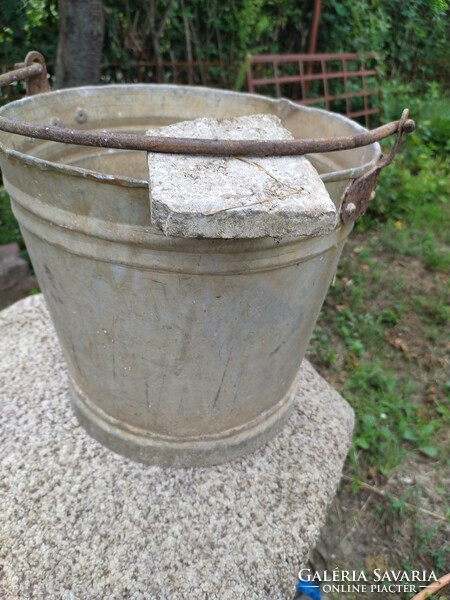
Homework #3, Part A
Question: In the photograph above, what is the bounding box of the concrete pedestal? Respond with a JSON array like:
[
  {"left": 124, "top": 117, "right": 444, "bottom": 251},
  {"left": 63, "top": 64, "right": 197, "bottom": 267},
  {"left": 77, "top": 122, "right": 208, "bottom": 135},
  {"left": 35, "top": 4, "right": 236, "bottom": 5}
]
[{"left": 0, "top": 295, "right": 354, "bottom": 600}]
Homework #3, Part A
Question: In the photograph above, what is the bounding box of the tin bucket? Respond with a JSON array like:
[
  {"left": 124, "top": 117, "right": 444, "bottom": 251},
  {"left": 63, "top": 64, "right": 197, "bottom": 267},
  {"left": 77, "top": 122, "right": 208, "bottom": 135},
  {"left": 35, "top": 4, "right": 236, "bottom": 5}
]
[{"left": 0, "top": 57, "right": 412, "bottom": 466}]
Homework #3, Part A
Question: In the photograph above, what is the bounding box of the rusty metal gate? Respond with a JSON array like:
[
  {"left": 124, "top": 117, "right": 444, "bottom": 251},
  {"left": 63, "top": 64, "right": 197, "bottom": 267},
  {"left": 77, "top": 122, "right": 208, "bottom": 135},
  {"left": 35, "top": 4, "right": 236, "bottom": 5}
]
[{"left": 246, "top": 52, "right": 382, "bottom": 128}]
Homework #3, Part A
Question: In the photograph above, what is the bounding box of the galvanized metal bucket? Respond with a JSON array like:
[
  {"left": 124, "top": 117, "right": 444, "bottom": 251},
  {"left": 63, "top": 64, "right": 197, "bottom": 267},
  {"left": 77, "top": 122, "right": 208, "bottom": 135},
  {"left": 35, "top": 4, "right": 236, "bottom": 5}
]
[{"left": 0, "top": 54, "right": 413, "bottom": 467}]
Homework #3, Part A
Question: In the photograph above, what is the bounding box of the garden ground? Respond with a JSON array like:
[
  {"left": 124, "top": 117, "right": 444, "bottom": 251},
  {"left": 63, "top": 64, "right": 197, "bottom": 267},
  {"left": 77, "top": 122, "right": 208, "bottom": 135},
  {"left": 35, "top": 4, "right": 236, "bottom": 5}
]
[{"left": 308, "top": 232, "right": 449, "bottom": 600}]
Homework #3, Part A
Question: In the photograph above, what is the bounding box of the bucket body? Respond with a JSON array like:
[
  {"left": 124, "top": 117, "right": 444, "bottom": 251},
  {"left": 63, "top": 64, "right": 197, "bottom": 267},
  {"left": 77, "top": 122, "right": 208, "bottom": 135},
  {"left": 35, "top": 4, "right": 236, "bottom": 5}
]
[{"left": 0, "top": 85, "right": 380, "bottom": 466}]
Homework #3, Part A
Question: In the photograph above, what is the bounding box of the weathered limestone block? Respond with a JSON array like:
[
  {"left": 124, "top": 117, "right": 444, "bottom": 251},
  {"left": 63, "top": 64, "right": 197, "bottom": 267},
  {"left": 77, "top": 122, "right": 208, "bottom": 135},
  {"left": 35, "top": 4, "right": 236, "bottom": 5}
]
[{"left": 147, "top": 115, "right": 337, "bottom": 239}]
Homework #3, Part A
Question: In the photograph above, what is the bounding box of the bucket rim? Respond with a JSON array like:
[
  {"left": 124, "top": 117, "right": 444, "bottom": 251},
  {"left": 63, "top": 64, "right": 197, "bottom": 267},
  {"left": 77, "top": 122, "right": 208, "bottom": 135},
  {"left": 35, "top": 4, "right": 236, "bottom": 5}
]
[{"left": 0, "top": 83, "right": 382, "bottom": 187}]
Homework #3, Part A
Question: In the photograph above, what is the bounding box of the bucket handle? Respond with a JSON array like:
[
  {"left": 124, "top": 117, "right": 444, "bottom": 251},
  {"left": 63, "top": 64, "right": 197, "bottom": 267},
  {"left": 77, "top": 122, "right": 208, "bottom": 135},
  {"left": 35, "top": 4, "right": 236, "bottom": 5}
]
[
  {"left": 1, "top": 52, "right": 415, "bottom": 224},
  {"left": 1, "top": 51, "right": 51, "bottom": 96},
  {"left": 1, "top": 51, "right": 415, "bottom": 159},
  {"left": 340, "top": 108, "right": 410, "bottom": 224}
]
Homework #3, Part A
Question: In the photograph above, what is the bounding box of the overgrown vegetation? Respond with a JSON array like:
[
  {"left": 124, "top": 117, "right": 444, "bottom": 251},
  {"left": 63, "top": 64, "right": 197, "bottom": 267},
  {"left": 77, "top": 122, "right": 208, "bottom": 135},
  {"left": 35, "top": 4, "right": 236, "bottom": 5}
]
[
  {"left": 1, "top": 1, "right": 449, "bottom": 88},
  {"left": 0, "top": 0, "right": 58, "bottom": 66},
  {"left": 308, "top": 83, "right": 450, "bottom": 479},
  {"left": 306, "top": 83, "right": 450, "bottom": 587},
  {"left": 0, "top": 187, "right": 21, "bottom": 247}
]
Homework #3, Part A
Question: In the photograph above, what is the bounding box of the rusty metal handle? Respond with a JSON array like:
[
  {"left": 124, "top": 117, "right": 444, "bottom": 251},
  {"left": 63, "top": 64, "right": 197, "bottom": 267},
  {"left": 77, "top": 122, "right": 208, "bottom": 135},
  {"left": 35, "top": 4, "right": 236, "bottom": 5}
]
[
  {"left": 0, "top": 111, "right": 415, "bottom": 156},
  {"left": 340, "top": 108, "right": 411, "bottom": 224},
  {"left": 0, "top": 63, "right": 44, "bottom": 88},
  {"left": 0, "top": 51, "right": 51, "bottom": 96},
  {"left": 1, "top": 52, "right": 415, "bottom": 158}
]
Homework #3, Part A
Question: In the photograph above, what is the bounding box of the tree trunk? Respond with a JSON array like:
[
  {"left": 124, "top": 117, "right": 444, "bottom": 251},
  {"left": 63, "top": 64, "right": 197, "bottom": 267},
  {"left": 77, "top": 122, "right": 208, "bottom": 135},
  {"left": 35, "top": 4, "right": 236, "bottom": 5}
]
[
  {"left": 55, "top": 0, "right": 105, "bottom": 88},
  {"left": 180, "top": 0, "right": 193, "bottom": 84},
  {"left": 146, "top": 0, "right": 175, "bottom": 83}
]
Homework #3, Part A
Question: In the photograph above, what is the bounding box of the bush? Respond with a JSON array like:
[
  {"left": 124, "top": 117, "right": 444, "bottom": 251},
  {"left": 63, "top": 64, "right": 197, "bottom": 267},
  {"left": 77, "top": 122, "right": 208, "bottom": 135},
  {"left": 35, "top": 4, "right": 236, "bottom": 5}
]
[
  {"left": 360, "top": 81, "right": 450, "bottom": 226},
  {"left": 0, "top": 187, "right": 22, "bottom": 246}
]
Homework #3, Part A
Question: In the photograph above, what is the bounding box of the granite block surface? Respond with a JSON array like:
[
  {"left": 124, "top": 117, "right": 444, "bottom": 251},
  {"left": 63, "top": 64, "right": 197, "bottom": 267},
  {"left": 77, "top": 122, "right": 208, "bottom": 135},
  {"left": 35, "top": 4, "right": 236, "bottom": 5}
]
[{"left": 0, "top": 295, "right": 353, "bottom": 600}]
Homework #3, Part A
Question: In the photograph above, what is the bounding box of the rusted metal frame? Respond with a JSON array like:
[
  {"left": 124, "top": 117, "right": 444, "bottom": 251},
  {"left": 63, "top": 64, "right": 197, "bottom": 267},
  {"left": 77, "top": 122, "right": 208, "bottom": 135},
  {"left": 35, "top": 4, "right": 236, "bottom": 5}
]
[
  {"left": 249, "top": 52, "right": 379, "bottom": 63},
  {"left": 0, "top": 111, "right": 415, "bottom": 156},
  {"left": 246, "top": 54, "right": 381, "bottom": 124},
  {"left": 295, "top": 96, "right": 326, "bottom": 106},
  {"left": 296, "top": 96, "right": 331, "bottom": 106},
  {"left": 252, "top": 72, "right": 381, "bottom": 121},
  {"left": 308, "top": 0, "right": 322, "bottom": 55},
  {"left": 310, "top": 88, "right": 375, "bottom": 109},
  {"left": 305, "top": 0, "right": 322, "bottom": 93},
  {"left": 250, "top": 68, "right": 378, "bottom": 86},
  {"left": 250, "top": 74, "right": 297, "bottom": 85},
  {"left": 361, "top": 59, "right": 369, "bottom": 128},
  {"left": 246, "top": 63, "right": 255, "bottom": 93},
  {"left": 296, "top": 97, "right": 381, "bottom": 115},
  {"left": 331, "top": 89, "right": 379, "bottom": 101},
  {"left": 342, "top": 60, "right": 372, "bottom": 80},
  {"left": 320, "top": 58, "right": 330, "bottom": 110},
  {"left": 348, "top": 108, "right": 380, "bottom": 118},
  {"left": 342, "top": 59, "right": 351, "bottom": 119}
]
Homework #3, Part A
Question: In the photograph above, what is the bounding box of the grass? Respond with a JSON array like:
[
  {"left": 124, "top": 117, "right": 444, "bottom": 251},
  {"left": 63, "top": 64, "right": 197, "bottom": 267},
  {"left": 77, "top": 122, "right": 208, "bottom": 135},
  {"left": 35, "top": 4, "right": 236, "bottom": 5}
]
[
  {"left": 308, "top": 82, "right": 450, "bottom": 479},
  {"left": 307, "top": 83, "right": 450, "bottom": 588},
  {"left": 308, "top": 234, "right": 449, "bottom": 476}
]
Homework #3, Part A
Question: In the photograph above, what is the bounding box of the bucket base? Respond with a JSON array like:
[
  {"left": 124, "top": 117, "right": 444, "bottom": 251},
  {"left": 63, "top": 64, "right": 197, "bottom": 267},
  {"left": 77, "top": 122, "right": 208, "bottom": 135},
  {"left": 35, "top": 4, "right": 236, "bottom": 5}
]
[{"left": 69, "top": 376, "right": 297, "bottom": 467}]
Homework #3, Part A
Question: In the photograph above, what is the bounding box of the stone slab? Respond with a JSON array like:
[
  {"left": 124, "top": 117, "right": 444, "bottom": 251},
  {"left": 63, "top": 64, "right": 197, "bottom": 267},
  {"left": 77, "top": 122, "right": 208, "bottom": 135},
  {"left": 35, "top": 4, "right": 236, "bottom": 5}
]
[
  {"left": 0, "top": 242, "right": 20, "bottom": 259},
  {"left": 0, "top": 250, "right": 28, "bottom": 292},
  {"left": 0, "top": 243, "right": 38, "bottom": 310},
  {"left": 147, "top": 115, "right": 337, "bottom": 239},
  {"left": 0, "top": 295, "right": 354, "bottom": 600}
]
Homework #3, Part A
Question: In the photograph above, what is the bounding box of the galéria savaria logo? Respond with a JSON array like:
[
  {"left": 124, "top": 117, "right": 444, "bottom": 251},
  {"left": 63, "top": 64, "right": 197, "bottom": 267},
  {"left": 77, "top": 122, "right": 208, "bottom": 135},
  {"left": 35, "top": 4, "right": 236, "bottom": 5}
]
[{"left": 294, "top": 568, "right": 448, "bottom": 598}]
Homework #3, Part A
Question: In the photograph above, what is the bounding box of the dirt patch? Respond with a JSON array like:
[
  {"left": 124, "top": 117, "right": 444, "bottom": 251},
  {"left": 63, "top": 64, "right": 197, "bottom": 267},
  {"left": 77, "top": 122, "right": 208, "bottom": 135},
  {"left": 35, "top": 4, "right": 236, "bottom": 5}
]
[{"left": 313, "top": 447, "right": 450, "bottom": 599}]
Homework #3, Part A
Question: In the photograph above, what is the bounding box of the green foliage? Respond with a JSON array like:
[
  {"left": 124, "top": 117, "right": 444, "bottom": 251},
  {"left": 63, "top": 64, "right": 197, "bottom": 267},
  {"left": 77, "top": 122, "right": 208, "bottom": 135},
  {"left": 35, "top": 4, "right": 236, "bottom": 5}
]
[
  {"left": 357, "top": 82, "right": 450, "bottom": 270},
  {"left": 1, "top": 1, "right": 448, "bottom": 90},
  {"left": 0, "top": 186, "right": 31, "bottom": 265},
  {"left": 318, "top": 271, "right": 447, "bottom": 472},
  {"left": 0, "top": 0, "right": 58, "bottom": 65},
  {"left": 100, "top": 0, "right": 306, "bottom": 87},
  {"left": 345, "top": 360, "right": 444, "bottom": 473},
  {"left": 320, "top": 0, "right": 450, "bottom": 84},
  {"left": 308, "top": 102, "right": 450, "bottom": 473},
  {"left": 309, "top": 326, "right": 336, "bottom": 368},
  {"left": 0, "top": 187, "right": 22, "bottom": 246},
  {"left": 410, "top": 522, "right": 450, "bottom": 571}
]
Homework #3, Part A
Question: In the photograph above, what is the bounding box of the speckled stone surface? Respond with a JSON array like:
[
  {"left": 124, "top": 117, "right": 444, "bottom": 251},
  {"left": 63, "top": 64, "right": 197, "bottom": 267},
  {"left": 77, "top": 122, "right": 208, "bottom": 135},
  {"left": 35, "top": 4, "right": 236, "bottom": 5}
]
[
  {"left": 147, "top": 115, "right": 337, "bottom": 239},
  {"left": 0, "top": 295, "right": 354, "bottom": 600}
]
